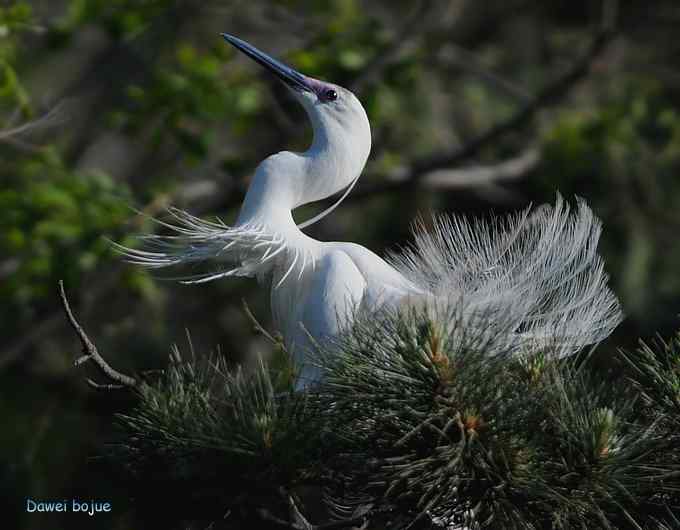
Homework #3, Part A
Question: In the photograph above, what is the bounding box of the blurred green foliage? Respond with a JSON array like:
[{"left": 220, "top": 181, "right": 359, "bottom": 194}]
[
  {"left": 58, "top": 0, "right": 174, "bottom": 39},
  {"left": 0, "top": 2, "right": 33, "bottom": 114},
  {"left": 541, "top": 80, "right": 680, "bottom": 331},
  {"left": 0, "top": 3, "right": 134, "bottom": 329},
  {"left": 0, "top": 162, "right": 130, "bottom": 323},
  {"left": 123, "top": 41, "right": 265, "bottom": 162}
]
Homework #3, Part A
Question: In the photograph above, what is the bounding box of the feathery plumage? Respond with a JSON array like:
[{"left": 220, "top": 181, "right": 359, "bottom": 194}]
[{"left": 116, "top": 35, "right": 622, "bottom": 386}]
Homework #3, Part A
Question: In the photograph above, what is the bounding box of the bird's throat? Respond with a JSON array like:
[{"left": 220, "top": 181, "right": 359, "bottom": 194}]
[{"left": 237, "top": 104, "right": 370, "bottom": 229}]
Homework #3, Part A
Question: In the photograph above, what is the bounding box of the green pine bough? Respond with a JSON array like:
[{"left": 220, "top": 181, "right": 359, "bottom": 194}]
[{"left": 63, "top": 289, "right": 680, "bottom": 529}]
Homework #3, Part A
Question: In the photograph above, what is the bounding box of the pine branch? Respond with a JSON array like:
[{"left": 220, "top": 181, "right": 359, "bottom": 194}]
[
  {"left": 86, "top": 288, "right": 679, "bottom": 528},
  {"left": 313, "top": 303, "right": 679, "bottom": 529}
]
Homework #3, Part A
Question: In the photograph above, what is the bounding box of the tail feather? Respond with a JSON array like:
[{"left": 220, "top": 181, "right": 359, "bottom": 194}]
[{"left": 387, "top": 195, "right": 623, "bottom": 356}]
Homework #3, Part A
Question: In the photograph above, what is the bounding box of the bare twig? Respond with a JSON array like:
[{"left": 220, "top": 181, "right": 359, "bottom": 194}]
[
  {"left": 58, "top": 280, "right": 137, "bottom": 390},
  {"left": 242, "top": 298, "right": 281, "bottom": 346},
  {"left": 0, "top": 101, "right": 67, "bottom": 140},
  {"left": 0, "top": 263, "right": 125, "bottom": 372},
  {"left": 0, "top": 101, "right": 69, "bottom": 154}
]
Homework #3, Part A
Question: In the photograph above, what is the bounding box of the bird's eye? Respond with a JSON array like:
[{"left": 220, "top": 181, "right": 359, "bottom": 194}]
[{"left": 324, "top": 89, "right": 338, "bottom": 102}]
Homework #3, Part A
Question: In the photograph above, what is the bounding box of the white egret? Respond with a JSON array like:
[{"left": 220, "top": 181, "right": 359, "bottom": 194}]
[{"left": 118, "top": 34, "right": 622, "bottom": 387}]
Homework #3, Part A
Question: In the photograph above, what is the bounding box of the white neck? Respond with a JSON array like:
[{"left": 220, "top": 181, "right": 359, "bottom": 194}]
[{"left": 236, "top": 101, "right": 371, "bottom": 228}]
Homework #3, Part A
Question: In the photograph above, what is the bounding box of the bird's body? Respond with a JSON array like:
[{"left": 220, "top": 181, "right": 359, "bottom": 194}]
[
  {"left": 271, "top": 239, "right": 421, "bottom": 383},
  {"left": 154, "top": 152, "right": 424, "bottom": 382},
  {"left": 119, "top": 35, "right": 622, "bottom": 387}
]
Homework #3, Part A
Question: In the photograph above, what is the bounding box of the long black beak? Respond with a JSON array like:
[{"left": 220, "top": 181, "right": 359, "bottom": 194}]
[{"left": 221, "top": 33, "right": 311, "bottom": 92}]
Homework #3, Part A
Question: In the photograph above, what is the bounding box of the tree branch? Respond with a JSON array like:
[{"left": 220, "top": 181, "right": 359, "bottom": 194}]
[
  {"left": 0, "top": 101, "right": 67, "bottom": 140},
  {"left": 355, "top": 148, "right": 539, "bottom": 199},
  {"left": 414, "top": 26, "right": 614, "bottom": 174},
  {"left": 58, "top": 280, "right": 137, "bottom": 390},
  {"left": 350, "top": 22, "right": 616, "bottom": 200},
  {"left": 421, "top": 147, "right": 539, "bottom": 187}
]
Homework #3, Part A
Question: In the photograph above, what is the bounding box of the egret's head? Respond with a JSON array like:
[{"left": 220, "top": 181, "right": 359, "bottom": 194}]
[{"left": 221, "top": 33, "right": 371, "bottom": 166}]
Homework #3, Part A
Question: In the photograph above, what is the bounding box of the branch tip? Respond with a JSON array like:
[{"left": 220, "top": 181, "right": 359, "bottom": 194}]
[{"left": 58, "top": 280, "right": 137, "bottom": 390}]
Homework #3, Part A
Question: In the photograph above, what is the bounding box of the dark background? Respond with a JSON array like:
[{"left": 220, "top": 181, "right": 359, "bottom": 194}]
[{"left": 1, "top": 1, "right": 679, "bottom": 528}]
